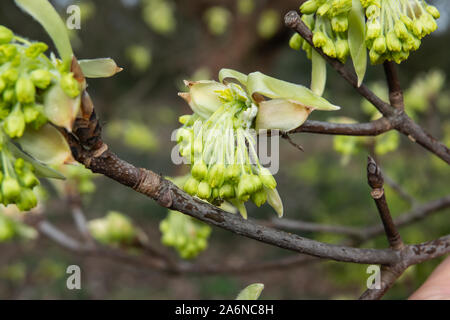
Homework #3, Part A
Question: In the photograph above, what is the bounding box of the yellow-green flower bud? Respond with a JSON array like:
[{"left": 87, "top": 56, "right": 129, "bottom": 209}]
[
  {"left": 224, "top": 164, "right": 240, "bottom": 183},
  {"left": 369, "top": 47, "right": 382, "bottom": 64},
  {"left": 25, "top": 42, "right": 48, "bottom": 58},
  {"left": 373, "top": 36, "right": 387, "bottom": 54},
  {"left": 0, "top": 26, "right": 13, "bottom": 44},
  {"left": 312, "top": 31, "right": 327, "bottom": 48},
  {"left": 426, "top": 5, "right": 440, "bottom": 19},
  {"left": 421, "top": 14, "right": 437, "bottom": 34},
  {"left": 197, "top": 181, "right": 211, "bottom": 199},
  {"left": 3, "top": 104, "right": 25, "bottom": 138},
  {"left": 317, "top": 2, "right": 331, "bottom": 16},
  {"left": 392, "top": 50, "right": 409, "bottom": 64},
  {"left": 251, "top": 189, "right": 267, "bottom": 207},
  {"left": 2, "top": 176, "right": 21, "bottom": 203},
  {"left": 331, "top": 15, "right": 348, "bottom": 33},
  {"left": 17, "top": 189, "right": 38, "bottom": 211},
  {"left": 300, "top": 0, "right": 320, "bottom": 15},
  {"left": 183, "top": 177, "right": 199, "bottom": 196},
  {"left": 219, "top": 183, "right": 235, "bottom": 199},
  {"left": 3, "top": 88, "right": 15, "bottom": 104},
  {"left": 211, "top": 187, "right": 219, "bottom": 200},
  {"left": 289, "top": 33, "right": 302, "bottom": 51},
  {"left": 237, "top": 174, "right": 254, "bottom": 200},
  {"left": 22, "top": 104, "right": 40, "bottom": 123},
  {"left": 16, "top": 77, "right": 36, "bottom": 104},
  {"left": 412, "top": 20, "right": 423, "bottom": 38},
  {"left": 0, "top": 44, "right": 17, "bottom": 61},
  {"left": 259, "top": 167, "right": 277, "bottom": 189},
  {"left": 250, "top": 174, "right": 263, "bottom": 192},
  {"left": 31, "top": 69, "right": 52, "bottom": 89},
  {"left": 178, "top": 115, "right": 191, "bottom": 124},
  {"left": 386, "top": 31, "right": 402, "bottom": 52},
  {"left": 2, "top": 68, "right": 18, "bottom": 84},
  {"left": 336, "top": 39, "right": 349, "bottom": 62},
  {"left": 60, "top": 73, "right": 80, "bottom": 98},
  {"left": 191, "top": 160, "right": 208, "bottom": 180},
  {"left": 207, "top": 163, "right": 225, "bottom": 188},
  {"left": 322, "top": 38, "right": 336, "bottom": 58},
  {"left": 366, "top": 5, "right": 379, "bottom": 19},
  {"left": 400, "top": 15, "right": 413, "bottom": 29},
  {"left": 20, "top": 172, "right": 39, "bottom": 189},
  {"left": 366, "top": 20, "right": 381, "bottom": 39}
]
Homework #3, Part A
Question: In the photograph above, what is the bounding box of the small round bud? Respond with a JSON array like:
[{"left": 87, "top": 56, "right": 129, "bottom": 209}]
[
  {"left": 366, "top": 20, "right": 381, "bottom": 39},
  {"left": 394, "top": 21, "right": 409, "bottom": 40},
  {"left": 369, "top": 47, "right": 382, "bottom": 64},
  {"left": 197, "top": 181, "right": 211, "bottom": 199},
  {"left": 312, "top": 31, "right": 327, "bottom": 48},
  {"left": 16, "top": 77, "right": 36, "bottom": 104},
  {"left": 17, "top": 189, "right": 38, "bottom": 211},
  {"left": 207, "top": 163, "right": 225, "bottom": 188},
  {"left": 426, "top": 5, "right": 440, "bottom": 19},
  {"left": 219, "top": 183, "right": 235, "bottom": 199},
  {"left": 183, "top": 177, "right": 199, "bottom": 196},
  {"left": 25, "top": 42, "right": 48, "bottom": 58},
  {"left": 22, "top": 104, "right": 40, "bottom": 123},
  {"left": 373, "top": 36, "right": 387, "bottom": 54},
  {"left": 322, "top": 38, "right": 336, "bottom": 58},
  {"left": 251, "top": 189, "right": 267, "bottom": 207},
  {"left": 2, "top": 176, "right": 21, "bottom": 203},
  {"left": 289, "top": 33, "right": 303, "bottom": 51},
  {"left": 366, "top": 5, "right": 380, "bottom": 19},
  {"left": 0, "top": 26, "right": 13, "bottom": 44},
  {"left": 191, "top": 160, "right": 208, "bottom": 180},
  {"left": 412, "top": 20, "right": 423, "bottom": 38},
  {"left": 224, "top": 164, "right": 240, "bottom": 183},
  {"left": 178, "top": 115, "right": 191, "bottom": 124},
  {"left": 31, "top": 69, "right": 53, "bottom": 89},
  {"left": 336, "top": 39, "right": 349, "bottom": 62},
  {"left": 317, "top": 3, "right": 331, "bottom": 16},
  {"left": 331, "top": 15, "right": 348, "bottom": 33},
  {"left": 300, "top": 0, "right": 319, "bottom": 15},
  {"left": 386, "top": 31, "right": 402, "bottom": 52},
  {"left": 60, "top": 73, "right": 80, "bottom": 98},
  {"left": 2, "top": 68, "right": 18, "bottom": 84},
  {"left": 3, "top": 104, "right": 25, "bottom": 138}
]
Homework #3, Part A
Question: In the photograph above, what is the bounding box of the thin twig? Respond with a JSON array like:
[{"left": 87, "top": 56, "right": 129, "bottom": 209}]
[{"left": 367, "top": 156, "right": 404, "bottom": 250}]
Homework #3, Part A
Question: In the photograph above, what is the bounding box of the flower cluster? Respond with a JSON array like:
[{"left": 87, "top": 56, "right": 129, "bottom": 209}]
[
  {"left": 0, "top": 25, "right": 82, "bottom": 211},
  {"left": 177, "top": 81, "right": 279, "bottom": 218},
  {"left": 362, "top": 0, "right": 440, "bottom": 64},
  {"left": 176, "top": 69, "right": 340, "bottom": 218},
  {"left": 160, "top": 210, "right": 211, "bottom": 259},
  {"left": 88, "top": 211, "right": 138, "bottom": 247},
  {"left": 290, "top": 0, "right": 353, "bottom": 63},
  {"left": 0, "top": 26, "right": 80, "bottom": 138},
  {"left": 290, "top": 0, "right": 440, "bottom": 65}
]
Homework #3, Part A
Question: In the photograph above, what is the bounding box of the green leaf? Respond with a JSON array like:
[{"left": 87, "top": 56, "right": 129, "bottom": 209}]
[
  {"left": 15, "top": 124, "right": 74, "bottom": 166},
  {"left": 236, "top": 283, "right": 264, "bottom": 300},
  {"left": 78, "top": 58, "right": 123, "bottom": 78},
  {"left": 247, "top": 71, "right": 340, "bottom": 111},
  {"left": 218, "top": 68, "right": 248, "bottom": 86},
  {"left": 311, "top": 50, "right": 327, "bottom": 96},
  {"left": 6, "top": 140, "right": 65, "bottom": 180},
  {"left": 348, "top": 0, "right": 367, "bottom": 87},
  {"left": 15, "top": 0, "right": 73, "bottom": 62},
  {"left": 43, "top": 84, "right": 81, "bottom": 131}
]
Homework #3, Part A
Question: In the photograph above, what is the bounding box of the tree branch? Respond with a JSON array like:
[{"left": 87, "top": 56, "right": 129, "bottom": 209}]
[
  {"left": 290, "top": 118, "right": 393, "bottom": 136},
  {"left": 367, "top": 156, "right": 404, "bottom": 250},
  {"left": 284, "top": 11, "right": 450, "bottom": 164}
]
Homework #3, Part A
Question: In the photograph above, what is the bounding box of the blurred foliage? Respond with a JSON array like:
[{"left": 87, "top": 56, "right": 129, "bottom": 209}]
[
  {"left": 160, "top": 210, "right": 211, "bottom": 259},
  {"left": 88, "top": 211, "right": 138, "bottom": 247},
  {"left": 0, "top": 0, "right": 448, "bottom": 300}
]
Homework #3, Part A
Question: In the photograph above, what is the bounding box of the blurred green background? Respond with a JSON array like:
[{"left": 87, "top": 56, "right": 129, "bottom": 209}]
[{"left": 0, "top": 0, "right": 449, "bottom": 299}]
